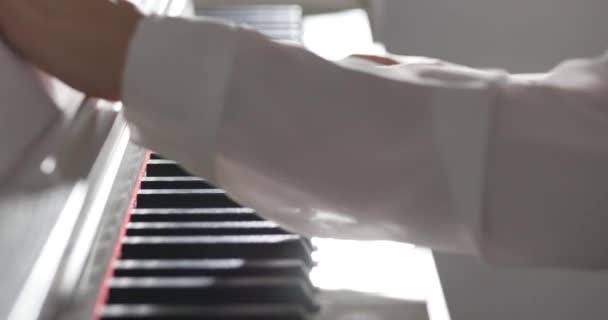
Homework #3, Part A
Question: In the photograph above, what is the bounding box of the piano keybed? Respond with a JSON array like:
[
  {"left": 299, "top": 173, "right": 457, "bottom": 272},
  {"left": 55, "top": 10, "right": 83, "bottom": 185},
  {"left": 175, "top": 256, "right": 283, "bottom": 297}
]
[
  {"left": 0, "top": 3, "right": 440, "bottom": 320},
  {"left": 98, "top": 154, "right": 318, "bottom": 319},
  {"left": 97, "top": 6, "right": 316, "bottom": 319}
]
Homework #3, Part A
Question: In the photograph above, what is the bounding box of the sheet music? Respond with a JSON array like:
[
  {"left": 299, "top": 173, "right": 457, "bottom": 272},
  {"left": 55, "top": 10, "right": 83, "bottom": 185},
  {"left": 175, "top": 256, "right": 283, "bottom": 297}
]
[{"left": 0, "top": 41, "right": 60, "bottom": 180}]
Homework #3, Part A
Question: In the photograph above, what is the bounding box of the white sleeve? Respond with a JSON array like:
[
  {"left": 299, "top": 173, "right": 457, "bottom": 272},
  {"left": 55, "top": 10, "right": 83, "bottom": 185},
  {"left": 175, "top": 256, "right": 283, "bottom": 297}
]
[
  {"left": 122, "top": 16, "right": 239, "bottom": 181},
  {"left": 481, "top": 54, "right": 608, "bottom": 267},
  {"left": 121, "top": 16, "right": 507, "bottom": 255}
]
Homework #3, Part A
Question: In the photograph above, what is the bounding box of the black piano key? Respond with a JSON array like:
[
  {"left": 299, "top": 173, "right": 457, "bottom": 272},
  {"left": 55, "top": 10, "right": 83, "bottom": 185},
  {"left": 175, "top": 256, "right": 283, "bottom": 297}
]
[
  {"left": 146, "top": 162, "right": 192, "bottom": 177},
  {"left": 129, "top": 208, "right": 264, "bottom": 222},
  {"left": 101, "top": 304, "right": 310, "bottom": 320},
  {"left": 120, "top": 235, "right": 313, "bottom": 266},
  {"left": 112, "top": 259, "right": 311, "bottom": 281},
  {"left": 140, "top": 177, "right": 215, "bottom": 190},
  {"left": 126, "top": 221, "right": 289, "bottom": 236},
  {"left": 107, "top": 277, "right": 318, "bottom": 311},
  {"left": 124, "top": 222, "right": 314, "bottom": 251},
  {"left": 136, "top": 190, "right": 240, "bottom": 208}
]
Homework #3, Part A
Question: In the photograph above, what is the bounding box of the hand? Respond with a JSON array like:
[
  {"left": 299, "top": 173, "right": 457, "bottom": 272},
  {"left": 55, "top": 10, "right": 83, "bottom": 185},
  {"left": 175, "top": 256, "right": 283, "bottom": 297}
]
[{"left": 0, "top": 0, "right": 143, "bottom": 100}]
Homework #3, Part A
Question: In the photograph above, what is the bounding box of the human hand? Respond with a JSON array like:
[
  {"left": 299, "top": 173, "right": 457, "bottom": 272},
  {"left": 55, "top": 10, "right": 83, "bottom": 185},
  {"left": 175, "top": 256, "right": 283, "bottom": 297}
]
[{"left": 0, "top": 0, "right": 143, "bottom": 100}]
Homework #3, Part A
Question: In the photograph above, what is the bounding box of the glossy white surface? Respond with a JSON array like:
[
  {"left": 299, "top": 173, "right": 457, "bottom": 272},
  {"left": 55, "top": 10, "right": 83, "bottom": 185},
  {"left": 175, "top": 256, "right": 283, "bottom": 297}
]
[
  {"left": 0, "top": 43, "right": 60, "bottom": 181},
  {"left": 0, "top": 1, "right": 191, "bottom": 318},
  {"left": 311, "top": 238, "right": 450, "bottom": 319}
]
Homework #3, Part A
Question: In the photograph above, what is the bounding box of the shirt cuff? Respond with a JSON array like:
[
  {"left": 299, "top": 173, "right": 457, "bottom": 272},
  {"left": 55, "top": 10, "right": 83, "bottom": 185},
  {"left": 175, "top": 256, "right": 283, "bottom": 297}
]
[
  {"left": 121, "top": 15, "right": 239, "bottom": 182},
  {"left": 425, "top": 66, "right": 509, "bottom": 253}
]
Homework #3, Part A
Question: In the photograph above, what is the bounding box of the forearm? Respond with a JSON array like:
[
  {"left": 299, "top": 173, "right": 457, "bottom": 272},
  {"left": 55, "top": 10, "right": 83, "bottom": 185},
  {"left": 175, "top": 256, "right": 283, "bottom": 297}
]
[
  {"left": 121, "top": 15, "right": 509, "bottom": 254},
  {"left": 122, "top": 16, "right": 239, "bottom": 181},
  {"left": 124, "top": 14, "right": 608, "bottom": 267},
  {"left": 482, "top": 55, "right": 608, "bottom": 267}
]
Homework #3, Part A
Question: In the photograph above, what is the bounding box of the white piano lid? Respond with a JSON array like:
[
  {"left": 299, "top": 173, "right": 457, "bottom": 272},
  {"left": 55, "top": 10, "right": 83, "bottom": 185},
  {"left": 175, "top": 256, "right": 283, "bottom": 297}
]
[{"left": 0, "top": 42, "right": 61, "bottom": 181}]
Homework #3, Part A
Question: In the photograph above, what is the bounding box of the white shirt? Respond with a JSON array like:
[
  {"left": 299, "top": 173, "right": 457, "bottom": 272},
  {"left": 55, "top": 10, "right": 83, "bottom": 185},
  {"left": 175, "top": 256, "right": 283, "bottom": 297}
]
[{"left": 121, "top": 16, "right": 608, "bottom": 268}]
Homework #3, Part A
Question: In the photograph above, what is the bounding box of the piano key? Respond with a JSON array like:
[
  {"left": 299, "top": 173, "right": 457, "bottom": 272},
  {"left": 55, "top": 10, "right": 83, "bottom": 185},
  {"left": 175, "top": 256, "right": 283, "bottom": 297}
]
[
  {"left": 120, "top": 235, "right": 313, "bottom": 266},
  {"left": 145, "top": 162, "right": 192, "bottom": 177},
  {"left": 106, "top": 277, "right": 318, "bottom": 311},
  {"left": 112, "top": 259, "right": 311, "bottom": 280},
  {"left": 149, "top": 153, "right": 165, "bottom": 160},
  {"left": 101, "top": 304, "right": 310, "bottom": 320},
  {"left": 129, "top": 208, "right": 263, "bottom": 222},
  {"left": 140, "top": 177, "right": 214, "bottom": 190},
  {"left": 125, "top": 221, "right": 289, "bottom": 236},
  {"left": 147, "top": 159, "right": 178, "bottom": 165},
  {"left": 142, "top": 177, "right": 204, "bottom": 182},
  {"left": 136, "top": 189, "right": 240, "bottom": 208}
]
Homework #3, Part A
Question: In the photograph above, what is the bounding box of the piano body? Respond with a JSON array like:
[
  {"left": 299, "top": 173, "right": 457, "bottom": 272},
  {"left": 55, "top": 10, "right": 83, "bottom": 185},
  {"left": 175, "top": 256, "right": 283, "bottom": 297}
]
[
  {"left": 0, "top": 1, "right": 436, "bottom": 320},
  {"left": 10, "top": 1, "right": 608, "bottom": 319}
]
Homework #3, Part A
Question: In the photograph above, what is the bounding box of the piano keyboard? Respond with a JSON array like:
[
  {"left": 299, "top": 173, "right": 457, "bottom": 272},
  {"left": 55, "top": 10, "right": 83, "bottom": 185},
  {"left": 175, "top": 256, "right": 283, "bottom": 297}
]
[
  {"left": 94, "top": 5, "right": 317, "bottom": 319},
  {"left": 97, "top": 154, "right": 317, "bottom": 320},
  {"left": 1, "top": 3, "right": 440, "bottom": 319}
]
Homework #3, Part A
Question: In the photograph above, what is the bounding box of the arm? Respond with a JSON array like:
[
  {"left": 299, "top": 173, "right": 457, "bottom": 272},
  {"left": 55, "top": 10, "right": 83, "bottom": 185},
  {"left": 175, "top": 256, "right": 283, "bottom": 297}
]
[
  {"left": 2, "top": 0, "right": 496, "bottom": 253},
  {"left": 4, "top": 1, "right": 608, "bottom": 266},
  {"left": 125, "top": 17, "right": 608, "bottom": 267},
  {"left": 483, "top": 55, "right": 608, "bottom": 267},
  {"left": 122, "top": 16, "right": 507, "bottom": 254}
]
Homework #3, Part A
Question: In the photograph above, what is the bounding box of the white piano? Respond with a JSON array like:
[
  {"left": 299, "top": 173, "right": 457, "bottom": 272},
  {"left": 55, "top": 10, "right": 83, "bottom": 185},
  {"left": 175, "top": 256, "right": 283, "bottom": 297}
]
[{"left": 2, "top": 1, "right": 608, "bottom": 320}]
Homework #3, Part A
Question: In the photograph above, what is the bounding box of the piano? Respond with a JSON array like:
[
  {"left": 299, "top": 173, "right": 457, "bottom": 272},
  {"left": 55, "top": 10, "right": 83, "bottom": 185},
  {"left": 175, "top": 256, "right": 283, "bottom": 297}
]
[
  {"left": 9, "top": 0, "right": 608, "bottom": 320},
  {"left": 0, "top": 2, "right": 435, "bottom": 320},
  {"left": 13, "top": 1, "right": 608, "bottom": 319}
]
